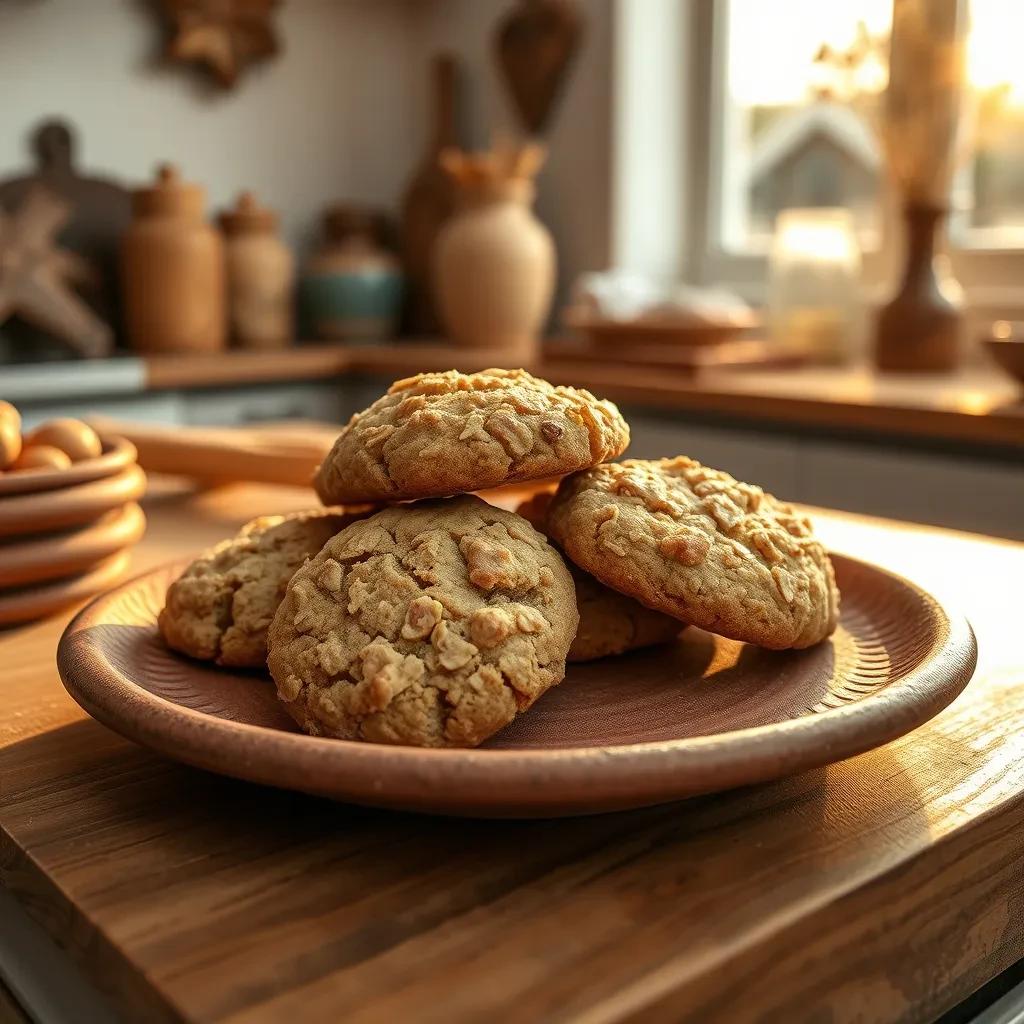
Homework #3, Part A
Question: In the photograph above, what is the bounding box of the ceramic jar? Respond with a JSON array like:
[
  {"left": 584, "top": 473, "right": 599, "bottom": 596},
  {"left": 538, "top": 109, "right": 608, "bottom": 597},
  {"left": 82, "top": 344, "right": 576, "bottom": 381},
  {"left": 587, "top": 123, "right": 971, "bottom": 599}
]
[
  {"left": 121, "top": 164, "right": 225, "bottom": 353},
  {"left": 301, "top": 207, "right": 403, "bottom": 343},
  {"left": 433, "top": 178, "right": 554, "bottom": 356},
  {"left": 219, "top": 192, "right": 294, "bottom": 349}
]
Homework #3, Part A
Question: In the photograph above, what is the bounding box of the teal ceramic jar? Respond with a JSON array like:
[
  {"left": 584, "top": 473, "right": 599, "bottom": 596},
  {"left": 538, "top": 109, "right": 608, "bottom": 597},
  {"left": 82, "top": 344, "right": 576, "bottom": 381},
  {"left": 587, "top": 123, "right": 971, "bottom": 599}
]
[{"left": 301, "top": 207, "right": 403, "bottom": 343}]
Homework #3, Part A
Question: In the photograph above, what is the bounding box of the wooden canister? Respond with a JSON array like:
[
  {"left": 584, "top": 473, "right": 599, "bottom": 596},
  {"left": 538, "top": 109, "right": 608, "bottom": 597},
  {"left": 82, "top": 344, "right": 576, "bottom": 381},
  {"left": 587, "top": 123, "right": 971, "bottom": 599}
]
[
  {"left": 121, "top": 165, "right": 226, "bottom": 353},
  {"left": 219, "top": 192, "right": 294, "bottom": 349}
]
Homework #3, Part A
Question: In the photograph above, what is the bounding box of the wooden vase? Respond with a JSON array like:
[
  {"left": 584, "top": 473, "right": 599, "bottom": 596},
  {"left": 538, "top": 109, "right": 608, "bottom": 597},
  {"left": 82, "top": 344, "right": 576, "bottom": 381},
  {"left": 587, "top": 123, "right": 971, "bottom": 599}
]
[
  {"left": 434, "top": 178, "right": 554, "bottom": 356},
  {"left": 121, "top": 165, "right": 226, "bottom": 354},
  {"left": 874, "top": 204, "right": 962, "bottom": 373}
]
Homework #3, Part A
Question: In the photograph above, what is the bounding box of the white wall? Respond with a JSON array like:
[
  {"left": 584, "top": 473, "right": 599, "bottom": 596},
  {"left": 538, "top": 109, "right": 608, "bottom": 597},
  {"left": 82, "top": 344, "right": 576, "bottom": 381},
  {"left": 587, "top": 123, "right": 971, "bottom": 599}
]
[
  {"left": 0, "top": 0, "right": 422, "bottom": 251},
  {"left": 0, "top": 0, "right": 614, "bottom": 298}
]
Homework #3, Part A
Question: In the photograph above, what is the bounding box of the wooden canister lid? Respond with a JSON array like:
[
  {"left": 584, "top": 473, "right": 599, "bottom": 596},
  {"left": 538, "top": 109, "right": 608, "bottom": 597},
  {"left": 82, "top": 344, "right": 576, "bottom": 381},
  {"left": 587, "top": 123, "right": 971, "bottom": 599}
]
[
  {"left": 133, "top": 164, "right": 205, "bottom": 218},
  {"left": 219, "top": 191, "right": 277, "bottom": 234}
]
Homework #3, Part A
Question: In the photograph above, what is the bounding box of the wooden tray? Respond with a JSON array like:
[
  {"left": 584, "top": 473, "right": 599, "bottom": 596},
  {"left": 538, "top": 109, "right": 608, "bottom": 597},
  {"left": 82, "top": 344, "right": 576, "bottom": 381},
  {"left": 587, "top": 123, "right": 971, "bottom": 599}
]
[
  {"left": 0, "top": 502, "right": 146, "bottom": 587},
  {"left": 0, "top": 550, "right": 132, "bottom": 627},
  {"left": 0, "top": 464, "right": 146, "bottom": 538},
  {"left": 545, "top": 337, "right": 807, "bottom": 373},
  {"left": 56, "top": 555, "right": 976, "bottom": 817},
  {"left": 0, "top": 435, "right": 136, "bottom": 497},
  {"left": 565, "top": 310, "right": 759, "bottom": 348}
]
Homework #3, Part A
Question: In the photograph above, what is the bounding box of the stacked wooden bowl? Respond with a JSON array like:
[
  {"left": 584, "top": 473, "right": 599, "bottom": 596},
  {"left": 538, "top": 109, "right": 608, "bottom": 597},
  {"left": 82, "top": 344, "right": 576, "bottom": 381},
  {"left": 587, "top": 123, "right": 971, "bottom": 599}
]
[{"left": 0, "top": 405, "right": 147, "bottom": 626}]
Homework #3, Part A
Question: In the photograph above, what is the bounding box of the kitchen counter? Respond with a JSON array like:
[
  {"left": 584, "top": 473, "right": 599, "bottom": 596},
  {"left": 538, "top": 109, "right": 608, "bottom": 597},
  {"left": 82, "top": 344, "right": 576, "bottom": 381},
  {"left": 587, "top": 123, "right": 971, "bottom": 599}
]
[
  {"left": 4, "top": 342, "right": 1023, "bottom": 453},
  {"left": 2, "top": 480, "right": 1023, "bottom": 1022}
]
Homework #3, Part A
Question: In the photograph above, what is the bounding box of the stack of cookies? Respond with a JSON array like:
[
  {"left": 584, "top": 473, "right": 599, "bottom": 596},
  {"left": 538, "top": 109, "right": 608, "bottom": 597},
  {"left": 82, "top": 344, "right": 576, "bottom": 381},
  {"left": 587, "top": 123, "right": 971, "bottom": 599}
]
[{"left": 159, "top": 368, "right": 840, "bottom": 748}]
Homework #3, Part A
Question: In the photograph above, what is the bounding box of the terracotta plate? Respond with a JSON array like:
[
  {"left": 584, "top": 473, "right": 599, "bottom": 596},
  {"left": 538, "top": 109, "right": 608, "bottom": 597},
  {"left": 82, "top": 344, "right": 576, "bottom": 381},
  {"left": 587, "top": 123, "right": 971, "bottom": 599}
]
[
  {"left": 0, "top": 503, "right": 146, "bottom": 587},
  {"left": 0, "top": 435, "right": 137, "bottom": 497},
  {"left": 0, "top": 551, "right": 132, "bottom": 627},
  {"left": 0, "top": 464, "right": 146, "bottom": 538},
  {"left": 57, "top": 556, "right": 976, "bottom": 817}
]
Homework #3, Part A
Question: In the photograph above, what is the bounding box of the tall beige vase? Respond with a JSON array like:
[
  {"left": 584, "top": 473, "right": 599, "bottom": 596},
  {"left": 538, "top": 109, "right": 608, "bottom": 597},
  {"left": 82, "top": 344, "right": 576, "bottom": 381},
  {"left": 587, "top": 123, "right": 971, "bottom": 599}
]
[{"left": 434, "top": 147, "right": 554, "bottom": 356}]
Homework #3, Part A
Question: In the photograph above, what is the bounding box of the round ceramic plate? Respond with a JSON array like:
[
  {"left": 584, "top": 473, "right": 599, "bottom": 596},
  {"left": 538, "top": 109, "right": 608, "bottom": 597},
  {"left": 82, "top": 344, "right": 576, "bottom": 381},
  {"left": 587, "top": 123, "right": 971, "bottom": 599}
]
[
  {"left": 57, "top": 555, "right": 976, "bottom": 817},
  {"left": 0, "top": 503, "right": 146, "bottom": 587},
  {"left": 0, "top": 435, "right": 137, "bottom": 497},
  {"left": 0, "top": 464, "right": 146, "bottom": 539},
  {"left": 0, "top": 550, "right": 132, "bottom": 627}
]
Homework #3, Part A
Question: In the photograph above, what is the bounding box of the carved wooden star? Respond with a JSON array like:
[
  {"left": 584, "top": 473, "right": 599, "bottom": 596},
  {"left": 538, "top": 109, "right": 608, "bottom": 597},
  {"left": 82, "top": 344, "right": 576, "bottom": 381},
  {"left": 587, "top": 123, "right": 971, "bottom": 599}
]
[
  {"left": 163, "top": 0, "right": 281, "bottom": 90},
  {"left": 0, "top": 187, "right": 112, "bottom": 358}
]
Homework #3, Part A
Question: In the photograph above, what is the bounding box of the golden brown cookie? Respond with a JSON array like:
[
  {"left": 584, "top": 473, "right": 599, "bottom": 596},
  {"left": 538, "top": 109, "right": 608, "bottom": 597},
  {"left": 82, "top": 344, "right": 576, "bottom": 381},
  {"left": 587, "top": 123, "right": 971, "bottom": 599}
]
[
  {"left": 160, "top": 509, "right": 362, "bottom": 668},
  {"left": 547, "top": 458, "right": 839, "bottom": 650},
  {"left": 517, "top": 492, "right": 680, "bottom": 662},
  {"left": 314, "top": 368, "right": 629, "bottom": 505},
  {"left": 267, "top": 495, "right": 578, "bottom": 748}
]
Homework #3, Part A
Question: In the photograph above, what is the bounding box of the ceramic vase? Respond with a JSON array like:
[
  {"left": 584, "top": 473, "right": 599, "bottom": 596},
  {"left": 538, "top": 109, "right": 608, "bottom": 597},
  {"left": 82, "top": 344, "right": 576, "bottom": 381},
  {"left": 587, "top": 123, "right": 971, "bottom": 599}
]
[
  {"left": 301, "top": 207, "right": 403, "bottom": 343},
  {"left": 219, "top": 191, "right": 294, "bottom": 349},
  {"left": 434, "top": 177, "right": 554, "bottom": 355},
  {"left": 121, "top": 165, "right": 225, "bottom": 353}
]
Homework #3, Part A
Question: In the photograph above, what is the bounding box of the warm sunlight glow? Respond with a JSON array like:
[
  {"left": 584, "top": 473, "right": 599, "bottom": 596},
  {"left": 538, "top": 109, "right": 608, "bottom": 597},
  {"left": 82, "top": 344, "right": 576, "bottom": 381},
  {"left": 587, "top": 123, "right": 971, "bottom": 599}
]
[
  {"left": 728, "top": 0, "right": 891, "bottom": 106},
  {"left": 967, "top": 0, "right": 1024, "bottom": 101},
  {"left": 729, "top": 0, "right": 1024, "bottom": 107}
]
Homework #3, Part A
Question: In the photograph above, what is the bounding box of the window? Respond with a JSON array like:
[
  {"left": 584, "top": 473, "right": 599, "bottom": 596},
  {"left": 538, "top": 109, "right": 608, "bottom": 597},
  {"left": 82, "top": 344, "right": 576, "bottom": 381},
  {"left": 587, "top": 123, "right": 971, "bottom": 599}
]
[
  {"left": 721, "top": 0, "right": 890, "bottom": 253},
  {"left": 684, "top": 0, "right": 1024, "bottom": 303}
]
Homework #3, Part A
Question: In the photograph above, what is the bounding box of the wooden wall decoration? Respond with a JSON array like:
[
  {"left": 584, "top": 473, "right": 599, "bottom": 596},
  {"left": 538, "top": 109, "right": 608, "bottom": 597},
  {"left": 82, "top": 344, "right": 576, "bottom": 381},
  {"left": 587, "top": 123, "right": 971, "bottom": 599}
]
[
  {"left": 0, "top": 187, "right": 114, "bottom": 358},
  {"left": 162, "top": 0, "right": 281, "bottom": 90},
  {"left": 495, "top": 0, "right": 584, "bottom": 135},
  {"left": 0, "top": 119, "right": 132, "bottom": 347}
]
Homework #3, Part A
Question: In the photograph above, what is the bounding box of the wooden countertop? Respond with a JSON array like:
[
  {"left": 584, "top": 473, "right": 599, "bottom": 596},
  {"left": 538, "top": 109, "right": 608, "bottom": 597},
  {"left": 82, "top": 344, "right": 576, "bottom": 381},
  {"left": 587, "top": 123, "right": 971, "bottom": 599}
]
[
  {"left": 7, "top": 342, "right": 1022, "bottom": 451},
  {"left": 144, "top": 342, "right": 1024, "bottom": 451},
  {"left": 2, "top": 481, "right": 1024, "bottom": 1022}
]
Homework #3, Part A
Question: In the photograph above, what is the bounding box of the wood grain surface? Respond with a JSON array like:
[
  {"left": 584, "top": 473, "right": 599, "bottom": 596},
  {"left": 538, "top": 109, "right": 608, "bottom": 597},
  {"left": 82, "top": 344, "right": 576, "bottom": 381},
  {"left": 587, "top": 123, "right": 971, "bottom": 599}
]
[{"left": 2, "top": 479, "right": 1023, "bottom": 1023}]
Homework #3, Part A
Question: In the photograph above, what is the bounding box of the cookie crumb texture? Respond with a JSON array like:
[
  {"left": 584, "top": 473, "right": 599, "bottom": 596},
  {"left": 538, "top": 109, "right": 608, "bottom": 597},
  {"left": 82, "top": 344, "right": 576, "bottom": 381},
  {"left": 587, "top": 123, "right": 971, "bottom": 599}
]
[
  {"left": 267, "top": 495, "right": 579, "bottom": 748},
  {"left": 517, "top": 492, "right": 681, "bottom": 662},
  {"left": 159, "top": 510, "right": 359, "bottom": 668},
  {"left": 548, "top": 458, "right": 840, "bottom": 650},
  {"left": 314, "top": 368, "right": 630, "bottom": 504}
]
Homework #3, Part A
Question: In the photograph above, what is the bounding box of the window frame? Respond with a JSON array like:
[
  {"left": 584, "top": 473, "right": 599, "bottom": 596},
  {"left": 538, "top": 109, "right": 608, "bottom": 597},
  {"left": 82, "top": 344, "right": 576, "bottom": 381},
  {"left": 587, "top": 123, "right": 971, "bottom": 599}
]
[{"left": 682, "top": 0, "right": 1024, "bottom": 312}]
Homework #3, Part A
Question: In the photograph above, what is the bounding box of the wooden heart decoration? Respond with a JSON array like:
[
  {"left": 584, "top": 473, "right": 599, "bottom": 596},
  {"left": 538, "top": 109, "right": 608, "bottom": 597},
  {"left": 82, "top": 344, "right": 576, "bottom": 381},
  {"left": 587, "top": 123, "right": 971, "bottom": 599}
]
[{"left": 495, "top": 0, "right": 584, "bottom": 135}]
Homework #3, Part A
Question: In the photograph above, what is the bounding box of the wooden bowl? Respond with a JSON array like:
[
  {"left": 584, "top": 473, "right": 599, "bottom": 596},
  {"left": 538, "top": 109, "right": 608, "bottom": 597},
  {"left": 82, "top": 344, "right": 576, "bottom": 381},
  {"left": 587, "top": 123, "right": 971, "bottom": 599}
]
[
  {"left": 57, "top": 554, "right": 976, "bottom": 817},
  {"left": 982, "top": 332, "right": 1024, "bottom": 392},
  {"left": 0, "top": 550, "right": 132, "bottom": 627},
  {"left": 0, "top": 435, "right": 137, "bottom": 497},
  {"left": 0, "top": 503, "right": 146, "bottom": 588},
  {"left": 0, "top": 464, "right": 146, "bottom": 539}
]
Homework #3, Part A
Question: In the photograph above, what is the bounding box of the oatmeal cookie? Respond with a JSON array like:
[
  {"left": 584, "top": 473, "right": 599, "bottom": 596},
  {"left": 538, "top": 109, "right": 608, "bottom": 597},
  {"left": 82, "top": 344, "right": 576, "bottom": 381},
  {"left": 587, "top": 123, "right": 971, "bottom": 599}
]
[
  {"left": 547, "top": 458, "right": 839, "bottom": 650},
  {"left": 314, "top": 368, "right": 629, "bottom": 505},
  {"left": 160, "top": 509, "right": 362, "bottom": 668},
  {"left": 267, "top": 495, "right": 578, "bottom": 748},
  {"left": 517, "top": 492, "right": 680, "bottom": 662}
]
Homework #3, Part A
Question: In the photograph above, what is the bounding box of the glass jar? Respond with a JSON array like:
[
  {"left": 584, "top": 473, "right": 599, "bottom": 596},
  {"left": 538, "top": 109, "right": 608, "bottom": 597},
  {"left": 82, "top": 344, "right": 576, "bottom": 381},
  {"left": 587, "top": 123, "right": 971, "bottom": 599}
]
[{"left": 768, "top": 208, "right": 863, "bottom": 364}]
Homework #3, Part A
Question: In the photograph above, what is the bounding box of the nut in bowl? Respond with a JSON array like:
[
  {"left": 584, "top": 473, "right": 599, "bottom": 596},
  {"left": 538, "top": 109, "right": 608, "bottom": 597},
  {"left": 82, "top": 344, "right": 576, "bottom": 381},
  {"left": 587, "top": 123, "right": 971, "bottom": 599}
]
[
  {"left": 56, "top": 368, "right": 976, "bottom": 816},
  {"left": 0, "top": 406, "right": 147, "bottom": 625}
]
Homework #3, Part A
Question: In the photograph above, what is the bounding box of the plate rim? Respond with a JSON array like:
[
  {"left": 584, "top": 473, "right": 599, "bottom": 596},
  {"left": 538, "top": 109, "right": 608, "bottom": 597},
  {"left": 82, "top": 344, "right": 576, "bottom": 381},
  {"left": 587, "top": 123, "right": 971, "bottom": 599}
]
[{"left": 56, "top": 555, "right": 978, "bottom": 814}]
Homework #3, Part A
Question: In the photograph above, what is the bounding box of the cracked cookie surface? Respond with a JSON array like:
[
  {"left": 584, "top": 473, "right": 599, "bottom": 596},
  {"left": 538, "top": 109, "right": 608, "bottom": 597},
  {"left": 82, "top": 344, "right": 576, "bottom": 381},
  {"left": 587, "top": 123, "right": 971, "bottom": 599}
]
[
  {"left": 517, "top": 492, "right": 681, "bottom": 662},
  {"left": 160, "top": 509, "right": 362, "bottom": 668},
  {"left": 314, "top": 368, "right": 630, "bottom": 505},
  {"left": 267, "top": 495, "right": 578, "bottom": 748},
  {"left": 547, "top": 458, "right": 839, "bottom": 650}
]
